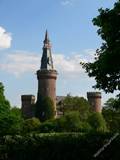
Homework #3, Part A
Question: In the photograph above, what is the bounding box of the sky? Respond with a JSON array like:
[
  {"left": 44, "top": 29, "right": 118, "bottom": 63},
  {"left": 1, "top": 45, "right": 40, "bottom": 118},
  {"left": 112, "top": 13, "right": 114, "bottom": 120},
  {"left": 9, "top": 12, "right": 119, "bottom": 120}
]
[{"left": 0, "top": 0, "right": 118, "bottom": 107}]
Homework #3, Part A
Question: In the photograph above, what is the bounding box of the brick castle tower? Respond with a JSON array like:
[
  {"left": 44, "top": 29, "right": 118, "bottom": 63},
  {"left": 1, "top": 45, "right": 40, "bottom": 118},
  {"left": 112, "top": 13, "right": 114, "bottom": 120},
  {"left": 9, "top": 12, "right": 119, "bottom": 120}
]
[
  {"left": 21, "top": 31, "right": 57, "bottom": 118},
  {"left": 36, "top": 30, "right": 57, "bottom": 113},
  {"left": 21, "top": 95, "right": 35, "bottom": 118},
  {"left": 87, "top": 92, "right": 102, "bottom": 112}
]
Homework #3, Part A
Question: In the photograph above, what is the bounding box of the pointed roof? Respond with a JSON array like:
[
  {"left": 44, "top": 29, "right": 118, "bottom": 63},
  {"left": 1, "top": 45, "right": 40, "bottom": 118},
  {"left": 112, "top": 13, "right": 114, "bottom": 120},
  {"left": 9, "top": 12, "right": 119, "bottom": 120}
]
[
  {"left": 44, "top": 30, "right": 49, "bottom": 41},
  {"left": 40, "top": 30, "right": 54, "bottom": 70},
  {"left": 42, "top": 30, "right": 51, "bottom": 49}
]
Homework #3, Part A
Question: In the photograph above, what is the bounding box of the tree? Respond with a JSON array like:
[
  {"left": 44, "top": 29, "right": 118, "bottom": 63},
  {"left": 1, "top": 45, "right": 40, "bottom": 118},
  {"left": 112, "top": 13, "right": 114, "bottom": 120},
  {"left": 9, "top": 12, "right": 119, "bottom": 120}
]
[
  {"left": 23, "top": 117, "right": 40, "bottom": 133},
  {"left": 0, "top": 82, "right": 23, "bottom": 135},
  {"left": 39, "top": 119, "right": 58, "bottom": 133},
  {"left": 104, "top": 97, "right": 120, "bottom": 110},
  {"left": 103, "top": 108, "right": 120, "bottom": 132},
  {"left": 39, "top": 111, "right": 92, "bottom": 133},
  {"left": 0, "top": 82, "right": 11, "bottom": 135},
  {"left": 0, "top": 82, "right": 11, "bottom": 112},
  {"left": 88, "top": 112, "right": 108, "bottom": 132},
  {"left": 60, "top": 95, "right": 91, "bottom": 120},
  {"left": 104, "top": 98, "right": 116, "bottom": 109},
  {"left": 9, "top": 107, "right": 23, "bottom": 134},
  {"left": 57, "top": 111, "right": 92, "bottom": 132},
  {"left": 36, "top": 97, "right": 55, "bottom": 122},
  {"left": 81, "top": 1, "right": 120, "bottom": 93}
]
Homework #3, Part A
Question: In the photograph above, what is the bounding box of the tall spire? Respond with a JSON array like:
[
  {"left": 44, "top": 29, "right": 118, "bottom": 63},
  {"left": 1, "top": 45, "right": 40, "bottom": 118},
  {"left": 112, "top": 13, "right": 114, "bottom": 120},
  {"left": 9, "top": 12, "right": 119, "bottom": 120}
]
[
  {"left": 40, "top": 30, "right": 54, "bottom": 70},
  {"left": 44, "top": 30, "right": 50, "bottom": 44}
]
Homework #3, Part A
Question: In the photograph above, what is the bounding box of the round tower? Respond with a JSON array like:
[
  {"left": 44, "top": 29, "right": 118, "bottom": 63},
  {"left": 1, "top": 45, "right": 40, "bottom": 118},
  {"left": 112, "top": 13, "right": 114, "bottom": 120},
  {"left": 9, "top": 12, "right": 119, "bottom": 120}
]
[
  {"left": 87, "top": 92, "right": 102, "bottom": 112},
  {"left": 36, "top": 30, "right": 57, "bottom": 113}
]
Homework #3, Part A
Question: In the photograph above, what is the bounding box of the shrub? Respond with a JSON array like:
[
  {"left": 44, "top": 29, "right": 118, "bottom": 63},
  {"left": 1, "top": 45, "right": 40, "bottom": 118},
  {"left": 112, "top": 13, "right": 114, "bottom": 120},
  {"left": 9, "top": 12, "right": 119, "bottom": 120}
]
[
  {"left": 57, "top": 111, "right": 81, "bottom": 132},
  {"left": 0, "top": 132, "right": 118, "bottom": 160},
  {"left": 39, "top": 111, "right": 92, "bottom": 133},
  {"left": 88, "top": 112, "right": 108, "bottom": 132},
  {"left": 39, "top": 119, "right": 58, "bottom": 133},
  {"left": 0, "top": 83, "right": 23, "bottom": 136},
  {"left": 103, "top": 108, "right": 120, "bottom": 133},
  {"left": 36, "top": 96, "right": 55, "bottom": 122},
  {"left": 23, "top": 117, "right": 41, "bottom": 133},
  {"left": 57, "top": 111, "right": 92, "bottom": 132},
  {"left": 59, "top": 95, "right": 92, "bottom": 121}
]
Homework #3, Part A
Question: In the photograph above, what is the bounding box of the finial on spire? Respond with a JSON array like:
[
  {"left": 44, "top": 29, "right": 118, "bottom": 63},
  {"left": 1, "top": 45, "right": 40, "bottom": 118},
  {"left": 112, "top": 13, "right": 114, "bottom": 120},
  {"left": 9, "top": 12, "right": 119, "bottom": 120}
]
[{"left": 44, "top": 30, "right": 50, "bottom": 44}]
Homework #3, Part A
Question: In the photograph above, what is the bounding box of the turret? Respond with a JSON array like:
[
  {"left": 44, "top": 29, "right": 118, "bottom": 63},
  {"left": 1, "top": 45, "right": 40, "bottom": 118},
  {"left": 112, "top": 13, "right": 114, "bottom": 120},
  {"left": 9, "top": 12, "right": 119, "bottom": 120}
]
[
  {"left": 21, "top": 95, "right": 35, "bottom": 118},
  {"left": 87, "top": 92, "right": 102, "bottom": 112}
]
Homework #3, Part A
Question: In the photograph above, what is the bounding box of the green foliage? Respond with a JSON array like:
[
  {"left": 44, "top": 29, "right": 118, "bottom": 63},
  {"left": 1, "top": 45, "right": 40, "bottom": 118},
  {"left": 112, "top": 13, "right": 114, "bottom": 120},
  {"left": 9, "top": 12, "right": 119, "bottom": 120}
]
[
  {"left": 39, "top": 111, "right": 92, "bottom": 133},
  {"left": 57, "top": 111, "right": 81, "bottom": 132},
  {"left": 23, "top": 117, "right": 41, "bottom": 133},
  {"left": 103, "top": 108, "right": 120, "bottom": 133},
  {"left": 81, "top": 1, "right": 120, "bottom": 93},
  {"left": 88, "top": 112, "right": 108, "bottom": 132},
  {"left": 0, "top": 82, "right": 11, "bottom": 113},
  {"left": 39, "top": 119, "right": 58, "bottom": 133},
  {"left": 39, "top": 110, "right": 108, "bottom": 134},
  {"left": 0, "top": 82, "right": 11, "bottom": 135},
  {"left": 57, "top": 111, "right": 91, "bottom": 132},
  {"left": 60, "top": 95, "right": 91, "bottom": 120},
  {"left": 0, "top": 132, "right": 118, "bottom": 160},
  {"left": 0, "top": 83, "right": 24, "bottom": 135},
  {"left": 36, "top": 96, "right": 55, "bottom": 122},
  {"left": 104, "top": 98, "right": 116, "bottom": 109},
  {"left": 9, "top": 107, "right": 23, "bottom": 135},
  {"left": 104, "top": 97, "right": 120, "bottom": 110},
  {"left": 0, "top": 107, "right": 24, "bottom": 136}
]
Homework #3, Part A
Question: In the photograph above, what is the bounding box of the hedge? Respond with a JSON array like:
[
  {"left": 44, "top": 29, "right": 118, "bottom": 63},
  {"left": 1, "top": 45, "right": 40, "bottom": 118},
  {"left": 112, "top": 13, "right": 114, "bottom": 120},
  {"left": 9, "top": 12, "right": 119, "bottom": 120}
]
[{"left": 0, "top": 132, "right": 120, "bottom": 160}]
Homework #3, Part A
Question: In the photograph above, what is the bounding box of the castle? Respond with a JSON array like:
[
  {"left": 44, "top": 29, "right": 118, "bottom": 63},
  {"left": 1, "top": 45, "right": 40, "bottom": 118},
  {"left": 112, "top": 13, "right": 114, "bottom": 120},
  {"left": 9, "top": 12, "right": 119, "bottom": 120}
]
[{"left": 21, "top": 31, "right": 102, "bottom": 119}]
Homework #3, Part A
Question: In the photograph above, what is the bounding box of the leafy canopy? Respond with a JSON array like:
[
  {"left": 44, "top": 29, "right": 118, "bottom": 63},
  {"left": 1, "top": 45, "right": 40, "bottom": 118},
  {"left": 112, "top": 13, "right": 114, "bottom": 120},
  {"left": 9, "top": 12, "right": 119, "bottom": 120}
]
[
  {"left": 81, "top": 1, "right": 120, "bottom": 93},
  {"left": 23, "top": 117, "right": 40, "bottom": 133},
  {"left": 103, "top": 107, "right": 120, "bottom": 133},
  {"left": 0, "top": 82, "right": 11, "bottom": 113},
  {"left": 88, "top": 112, "right": 108, "bottom": 132},
  {"left": 59, "top": 95, "right": 91, "bottom": 120},
  {"left": 104, "top": 97, "right": 120, "bottom": 110},
  {"left": 0, "top": 82, "right": 23, "bottom": 135},
  {"left": 36, "top": 96, "right": 55, "bottom": 122}
]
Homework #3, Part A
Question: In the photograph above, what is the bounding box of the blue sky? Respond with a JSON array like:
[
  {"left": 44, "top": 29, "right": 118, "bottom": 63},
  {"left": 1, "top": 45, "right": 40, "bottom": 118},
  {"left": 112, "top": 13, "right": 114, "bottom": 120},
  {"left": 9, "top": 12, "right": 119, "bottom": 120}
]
[{"left": 0, "top": 0, "right": 117, "bottom": 107}]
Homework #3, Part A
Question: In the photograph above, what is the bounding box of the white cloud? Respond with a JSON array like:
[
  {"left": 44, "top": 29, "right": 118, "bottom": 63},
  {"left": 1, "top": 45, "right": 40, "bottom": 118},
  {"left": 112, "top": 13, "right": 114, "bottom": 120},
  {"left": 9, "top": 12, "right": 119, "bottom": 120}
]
[
  {"left": 80, "top": 49, "right": 96, "bottom": 63},
  {"left": 0, "top": 49, "right": 95, "bottom": 77},
  {"left": 0, "top": 51, "right": 40, "bottom": 76},
  {"left": 53, "top": 49, "right": 95, "bottom": 78},
  {"left": 0, "top": 26, "right": 12, "bottom": 49},
  {"left": 61, "top": 0, "right": 78, "bottom": 6},
  {"left": 61, "top": 0, "right": 72, "bottom": 6},
  {"left": 53, "top": 54, "right": 83, "bottom": 77}
]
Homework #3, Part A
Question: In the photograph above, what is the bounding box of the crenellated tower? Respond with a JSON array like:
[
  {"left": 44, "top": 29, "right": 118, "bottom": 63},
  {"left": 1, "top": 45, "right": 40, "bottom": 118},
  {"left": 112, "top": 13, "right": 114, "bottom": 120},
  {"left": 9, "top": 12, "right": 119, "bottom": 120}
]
[
  {"left": 21, "top": 95, "right": 35, "bottom": 118},
  {"left": 87, "top": 92, "right": 102, "bottom": 112},
  {"left": 36, "top": 30, "right": 57, "bottom": 115}
]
